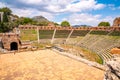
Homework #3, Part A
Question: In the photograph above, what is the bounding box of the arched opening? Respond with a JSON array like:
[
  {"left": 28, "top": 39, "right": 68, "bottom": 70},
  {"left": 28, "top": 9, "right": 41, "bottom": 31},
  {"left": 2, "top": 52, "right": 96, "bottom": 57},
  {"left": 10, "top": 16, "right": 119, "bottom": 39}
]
[{"left": 10, "top": 42, "right": 18, "bottom": 50}]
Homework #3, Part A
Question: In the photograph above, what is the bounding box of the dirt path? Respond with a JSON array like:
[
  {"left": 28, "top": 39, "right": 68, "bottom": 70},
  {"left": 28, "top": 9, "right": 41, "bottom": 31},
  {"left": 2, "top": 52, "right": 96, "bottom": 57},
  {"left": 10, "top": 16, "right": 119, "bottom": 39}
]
[{"left": 0, "top": 49, "right": 104, "bottom": 80}]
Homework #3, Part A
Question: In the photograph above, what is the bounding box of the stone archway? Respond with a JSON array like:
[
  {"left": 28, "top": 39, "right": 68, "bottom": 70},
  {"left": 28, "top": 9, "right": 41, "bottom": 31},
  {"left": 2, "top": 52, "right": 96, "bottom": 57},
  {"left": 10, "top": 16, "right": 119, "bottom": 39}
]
[{"left": 10, "top": 42, "right": 18, "bottom": 50}]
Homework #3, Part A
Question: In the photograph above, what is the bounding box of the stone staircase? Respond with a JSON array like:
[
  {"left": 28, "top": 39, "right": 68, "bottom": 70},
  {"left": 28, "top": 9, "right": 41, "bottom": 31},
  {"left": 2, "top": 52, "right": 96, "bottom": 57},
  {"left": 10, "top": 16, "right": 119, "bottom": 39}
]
[{"left": 75, "top": 34, "right": 120, "bottom": 64}]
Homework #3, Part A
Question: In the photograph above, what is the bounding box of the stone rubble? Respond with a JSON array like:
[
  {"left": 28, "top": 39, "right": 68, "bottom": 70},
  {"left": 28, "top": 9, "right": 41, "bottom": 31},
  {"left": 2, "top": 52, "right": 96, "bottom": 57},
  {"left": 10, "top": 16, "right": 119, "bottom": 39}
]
[{"left": 104, "top": 55, "right": 120, "bottom": 80}]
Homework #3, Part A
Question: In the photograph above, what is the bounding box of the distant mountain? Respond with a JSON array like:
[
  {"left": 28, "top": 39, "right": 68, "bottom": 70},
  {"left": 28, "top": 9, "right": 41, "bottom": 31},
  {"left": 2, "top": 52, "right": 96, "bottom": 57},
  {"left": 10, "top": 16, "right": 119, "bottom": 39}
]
[
  {"left": 72, "top": 25, "right": 92, "bottom": 27},
  {"left": 72, "top": 25, "right": 81, "bottom": 27},
  {"left": 32, "top": 16, "right": 49, "bottom": 22}
]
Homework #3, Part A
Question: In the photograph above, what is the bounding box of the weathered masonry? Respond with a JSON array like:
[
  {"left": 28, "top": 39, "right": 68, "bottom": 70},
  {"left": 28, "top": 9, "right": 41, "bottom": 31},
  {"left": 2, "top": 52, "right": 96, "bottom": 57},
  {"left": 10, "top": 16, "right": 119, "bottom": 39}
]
[
  {"left": 113, "top": 17, "right": 120, "bottom": 27},
  {"left": 1, "top": 33, "right": 21, "bottom": 51},
  {"left": 19, "top": 25, "right": 120, "bottom": 31}
]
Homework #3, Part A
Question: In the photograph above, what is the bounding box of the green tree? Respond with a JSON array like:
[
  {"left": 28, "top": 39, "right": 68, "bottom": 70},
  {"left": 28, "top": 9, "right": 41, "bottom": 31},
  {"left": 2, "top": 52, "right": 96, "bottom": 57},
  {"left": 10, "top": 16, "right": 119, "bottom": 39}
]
[
  {"left": 0, "top": 7, "right": 12, "bottom": 22},
  {"left": 36, "top": 21, "right": 49, "bottom": 26},
  {"left": 18, "top": 17, "right": 33, "bottom": 25},
  {"left": 54, "top": 22, "right": 59, "bottom": 26},
  {"left": 0, "top": 7, "right": 19, "bottom": 32},
  {"left": 23, "top": 17, "right": 33, "bottom": 24},
  {"left": 98, "top": 22, "right": 110, "bottom": 27},
  {"left": 61, "top": 21, "right": 70, "bottom": 27},
  {"left": 0, "top": 22, "right": 10, "bottom": 32},
  {"left": 0, "top": 7, "right": 12, "bottom": 15}
]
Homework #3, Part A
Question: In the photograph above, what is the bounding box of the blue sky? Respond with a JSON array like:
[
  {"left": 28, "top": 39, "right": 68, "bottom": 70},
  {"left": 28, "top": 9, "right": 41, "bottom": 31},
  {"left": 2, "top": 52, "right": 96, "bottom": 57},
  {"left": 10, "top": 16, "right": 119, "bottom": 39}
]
[{"left": 0, "top": 0, "right": 120, "bottom": 26}]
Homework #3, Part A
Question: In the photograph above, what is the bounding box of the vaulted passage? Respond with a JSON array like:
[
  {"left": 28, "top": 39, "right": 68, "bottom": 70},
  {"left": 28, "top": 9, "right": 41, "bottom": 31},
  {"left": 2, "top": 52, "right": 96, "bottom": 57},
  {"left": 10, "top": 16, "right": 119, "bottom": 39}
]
[{"left": 10, "top": 42, "right": 18, "bottom": 50}]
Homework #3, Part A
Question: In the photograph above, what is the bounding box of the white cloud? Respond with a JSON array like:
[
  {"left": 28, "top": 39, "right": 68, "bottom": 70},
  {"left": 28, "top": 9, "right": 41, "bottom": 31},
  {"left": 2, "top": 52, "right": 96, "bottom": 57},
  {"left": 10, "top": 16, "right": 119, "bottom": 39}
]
[
  {"left": 19, "top": 0, "right": 73, "bottom": 5},
  {"left": 12, "top": 7, "right": 54, "bottom": 20},
  {"left": 65, "top": 0, "right": 105, "bottom": 12},
  {"left": 66, "top": 13, "right": 114, "bottom": 26},
  {"left": 94, "top": 4, "right": 105, "bottom": 10},
  {"left": 108, "top": 4, "right": 116, "bottom": 10},
  {"left": 118, "top": 6, "right": 120, "bottom": 9},
  {"left": 0, "top": 0, "right": 109, "bottom": 26},
  {"left": 18, "top": 0, "right": 105, "bottom": 13},
  {"left": 101, "top": 16, "right": 114, "bottom": 26},
  {"left": 108, "top": 4, "right": 120, "bottom": 10},
  {"left": 32, "top": 11, "right": 54, "bottom": 21},
  {"left": 12, "top": 8, "right": 33, "bottom": 17},
  {"left": 62, "top": 18, "right": 67, "bottom": 21},
  {"left": 0, "top": 2, "right": 6, "bottom": 8},
  {"left": 18, "top": 0, "right": 43, "bottom": 5},
  {"left": 10, "top": 6, "right": 115, "bottom": 26}
]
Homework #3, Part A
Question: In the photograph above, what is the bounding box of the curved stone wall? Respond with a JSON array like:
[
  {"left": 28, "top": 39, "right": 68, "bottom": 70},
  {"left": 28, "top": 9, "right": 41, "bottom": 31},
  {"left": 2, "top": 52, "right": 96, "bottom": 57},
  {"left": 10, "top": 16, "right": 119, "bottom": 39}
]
[{"left": 19, "top": 25, "right": 120, "bottom": 31}]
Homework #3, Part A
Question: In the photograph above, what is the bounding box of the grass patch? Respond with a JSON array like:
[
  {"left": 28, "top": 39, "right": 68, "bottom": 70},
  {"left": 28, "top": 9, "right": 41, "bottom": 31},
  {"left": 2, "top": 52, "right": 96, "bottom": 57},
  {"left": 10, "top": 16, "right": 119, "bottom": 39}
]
[
  {"left": 59, "top": 44, "right": 103, "bottom": 64},
  {"left": 90, "top": 31, "right": 109, "bottom": 35},
  {"left": 90, "top": 31, "right": 120, "bottom": 36},
  {"left": 55, "top": 30, "right": 71, "bottom": 38},
  {"left": 20, "top": 29, "right": 37, "bottom": 41},
  {"left": 39, "top": 30, "right": 54, "bottom": 39},
  {"left": 109, "top": 31, "right": 120, "bottom": 36},
  {"left": 71, "top": 30, "right": 90, "bottom": 38},
  {"left": 81, "top": 48, "right": 103, "bottom": 64}
]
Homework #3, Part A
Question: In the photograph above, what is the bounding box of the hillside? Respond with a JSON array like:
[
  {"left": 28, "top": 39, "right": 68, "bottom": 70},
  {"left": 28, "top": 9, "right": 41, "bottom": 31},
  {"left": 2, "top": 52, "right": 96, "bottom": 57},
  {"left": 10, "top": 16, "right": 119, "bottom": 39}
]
[{"left": 32, "top": 16, "right": 49, "bottom": 22}]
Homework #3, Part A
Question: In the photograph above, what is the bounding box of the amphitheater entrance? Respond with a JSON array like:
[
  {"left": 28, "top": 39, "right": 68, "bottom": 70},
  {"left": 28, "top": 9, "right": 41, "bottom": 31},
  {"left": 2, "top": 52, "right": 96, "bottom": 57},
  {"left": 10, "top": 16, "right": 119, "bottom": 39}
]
[{"left": 10, "top": 42, "right": 18, "bottom": 50}]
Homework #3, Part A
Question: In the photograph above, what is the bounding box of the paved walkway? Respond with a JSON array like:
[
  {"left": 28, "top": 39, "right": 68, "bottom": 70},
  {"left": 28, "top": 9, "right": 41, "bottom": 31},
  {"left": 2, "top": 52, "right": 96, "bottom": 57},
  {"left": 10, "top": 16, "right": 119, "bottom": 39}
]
[{"left": 0, "top": 50, "right": 104, "bottom": 80}]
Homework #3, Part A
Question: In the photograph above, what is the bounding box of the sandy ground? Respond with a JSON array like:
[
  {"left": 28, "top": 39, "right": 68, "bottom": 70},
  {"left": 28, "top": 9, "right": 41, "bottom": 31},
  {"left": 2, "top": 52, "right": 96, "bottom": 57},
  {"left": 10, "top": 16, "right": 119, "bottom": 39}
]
[{"left": 0, "top": 49, "right": 104, "bottom": 80}]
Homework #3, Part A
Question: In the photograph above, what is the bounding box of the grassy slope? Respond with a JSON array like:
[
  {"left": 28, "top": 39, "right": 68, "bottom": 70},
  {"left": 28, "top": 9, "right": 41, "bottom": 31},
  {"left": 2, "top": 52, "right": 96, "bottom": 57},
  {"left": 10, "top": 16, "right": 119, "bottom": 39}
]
[
  {"left": 60, "top": 44, "right": 103, "bottom": 64},
  {"left": 39, "top": 30, "right": 54, "bottom": 39},
  {"left": 20, "top": 29, "right": 37, "bottom": 41}
]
